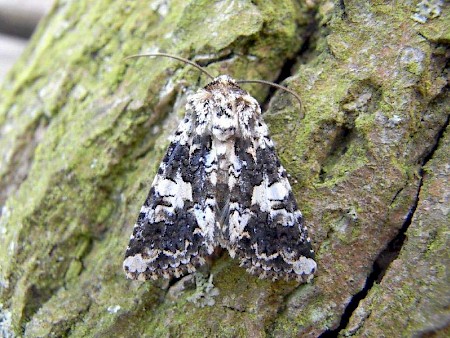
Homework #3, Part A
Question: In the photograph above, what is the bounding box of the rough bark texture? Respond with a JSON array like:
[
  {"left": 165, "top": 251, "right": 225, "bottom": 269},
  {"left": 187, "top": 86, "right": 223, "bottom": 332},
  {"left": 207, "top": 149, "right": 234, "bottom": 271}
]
[{"left": 0, "top": 1, "right": 448, "bottom": 337}]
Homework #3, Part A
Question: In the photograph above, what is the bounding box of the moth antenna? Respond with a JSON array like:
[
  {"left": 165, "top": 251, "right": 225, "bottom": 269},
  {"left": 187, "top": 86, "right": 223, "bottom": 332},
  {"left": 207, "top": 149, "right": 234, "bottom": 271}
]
[
  {"left": 236, "top": 79, "right": 302, "bottom": 112},
  {"left": 124, "top": 52, "right": 215, "bottom": 80}
]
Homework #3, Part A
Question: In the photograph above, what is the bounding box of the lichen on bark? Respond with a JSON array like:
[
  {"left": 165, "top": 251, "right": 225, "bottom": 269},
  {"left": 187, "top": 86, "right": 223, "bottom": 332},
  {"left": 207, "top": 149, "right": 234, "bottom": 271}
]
[{"left": 0, "top": 0, "right": 448, "bottom": 337}]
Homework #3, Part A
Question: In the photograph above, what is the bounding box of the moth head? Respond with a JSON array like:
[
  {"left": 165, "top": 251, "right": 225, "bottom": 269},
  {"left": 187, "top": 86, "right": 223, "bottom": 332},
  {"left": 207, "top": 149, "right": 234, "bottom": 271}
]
[
  {"left": 204, "top": 75, "right": 247, "bottom": 97},
  {"left": 201, "top": 76, "right": 262, "bottom": 141}
]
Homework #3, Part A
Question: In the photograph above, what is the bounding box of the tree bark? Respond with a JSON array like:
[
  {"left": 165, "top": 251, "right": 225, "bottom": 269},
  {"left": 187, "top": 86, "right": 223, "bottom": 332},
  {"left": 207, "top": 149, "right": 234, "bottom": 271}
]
[{"left": 0, "top": 1, "right": 448, "bottom": 337}]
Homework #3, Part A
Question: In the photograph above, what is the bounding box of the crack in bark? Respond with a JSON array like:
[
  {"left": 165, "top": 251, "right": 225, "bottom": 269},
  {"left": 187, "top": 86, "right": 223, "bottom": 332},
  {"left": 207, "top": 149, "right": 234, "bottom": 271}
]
[
  {"left": 222, "top": 305, "right": 247, "bottom": 313},
  {"left": 389, "top": 187, "right": 404, "bottom": 206},
  {"left": 338, "top": 0, "right": 347, "bottom": 19},
  {"left": 259, "top": 7, "right": 317, "bottom": 110},
  {"left": 192, "top": 50, "right": 235, "bottom": 68},
  {"left": 319, "top": 114, "right": 450, "bottom": 337}
]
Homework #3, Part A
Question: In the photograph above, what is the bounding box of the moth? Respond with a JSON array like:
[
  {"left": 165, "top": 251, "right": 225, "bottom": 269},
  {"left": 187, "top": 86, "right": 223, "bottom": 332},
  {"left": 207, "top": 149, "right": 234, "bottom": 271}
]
[{"left": 123, "top": 53, "right": 316, "bottom": 282}]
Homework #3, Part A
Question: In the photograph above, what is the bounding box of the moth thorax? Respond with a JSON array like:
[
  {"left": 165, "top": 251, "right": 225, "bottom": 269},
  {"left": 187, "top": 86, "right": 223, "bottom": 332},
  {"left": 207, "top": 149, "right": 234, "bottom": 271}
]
[
  {"left": 211, "top": 111, "right": 238, "bottom": 141},
  {"left": 212, "top": 124, "right": 236, "bottom": 141}
]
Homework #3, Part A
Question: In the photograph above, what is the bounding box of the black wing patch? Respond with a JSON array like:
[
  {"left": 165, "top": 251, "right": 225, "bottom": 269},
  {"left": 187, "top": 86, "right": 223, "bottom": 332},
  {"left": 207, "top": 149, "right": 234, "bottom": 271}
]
[
  {"left": 224, "top": 137, "right": 316, "bottom": 282},
  {"left": 123, "top": 119, "right": 218, "bottom": 280}
]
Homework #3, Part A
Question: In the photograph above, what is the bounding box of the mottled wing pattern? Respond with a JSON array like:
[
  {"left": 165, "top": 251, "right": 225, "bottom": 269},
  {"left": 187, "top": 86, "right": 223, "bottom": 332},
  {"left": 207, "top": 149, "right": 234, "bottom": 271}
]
[
  {"left": 224, "top": 98, "right": 316, "bottom": 282},
  {"left": 124, "top": 75, "right": 317, "bottom": 282},
  {"left": 123, "top": 113, "right": 217, "bottom": 280}
]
